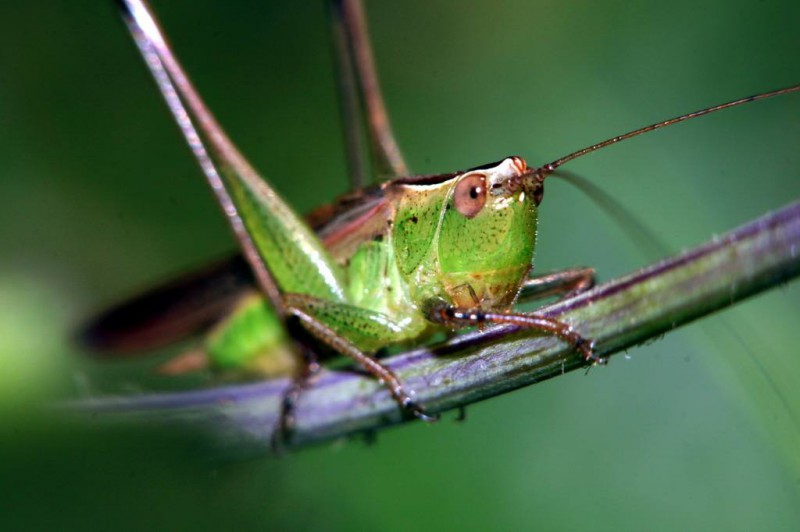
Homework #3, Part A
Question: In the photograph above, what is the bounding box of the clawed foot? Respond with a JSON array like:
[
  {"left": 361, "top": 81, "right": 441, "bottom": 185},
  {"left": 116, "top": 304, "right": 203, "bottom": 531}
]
[
  {"left": 575, "top": 336, "right": 606, "bottom": 366},
  {"left": 270, "top": 392, "right": 299, "bottom": 455},
  {"left": 401, "top": 397, "right": 439, "bottom": 423}
]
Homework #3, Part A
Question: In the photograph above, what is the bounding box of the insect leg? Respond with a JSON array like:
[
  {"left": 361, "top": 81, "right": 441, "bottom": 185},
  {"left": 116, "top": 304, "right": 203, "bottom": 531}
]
[
  {"left": 271, "top": 340, "right": 322, "bottom": 453},
  {"left": 285, "top": 294, "right": 438, "bottom": 422},
  {"left": 428, "top": 303, "right": 604, "bottom": 365},
  {"left": 333, "top": 0, "right": 409, "bottom": 179},
  {"left": 119, "top": 0, "right": 287, "bottom": 316},
  {"left": 328, "top": 0, "right": 369, "bottom": 188},
  {"left": 517, "top": 267, "right": 595, "bottom": 304},
  {"left": 120, "top": 0, "right": 352, "bottom": 310}
]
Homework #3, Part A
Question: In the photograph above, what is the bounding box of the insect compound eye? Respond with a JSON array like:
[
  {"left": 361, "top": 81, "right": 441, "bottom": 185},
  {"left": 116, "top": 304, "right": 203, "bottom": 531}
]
[{"left": 453, "top": 173, "right": 487, "bottom": 218}]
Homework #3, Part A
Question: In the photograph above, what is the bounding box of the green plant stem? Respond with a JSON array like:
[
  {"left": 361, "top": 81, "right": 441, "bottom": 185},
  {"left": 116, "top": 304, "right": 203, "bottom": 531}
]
[{"left": 71, "top": 200, "right": 800, "bottom": 453}]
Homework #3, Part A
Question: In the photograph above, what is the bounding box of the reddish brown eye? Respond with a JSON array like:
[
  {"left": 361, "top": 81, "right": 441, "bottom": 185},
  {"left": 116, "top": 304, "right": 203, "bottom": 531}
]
[{"left": 453, "top": 173, "right": 487, "bottom": 218}]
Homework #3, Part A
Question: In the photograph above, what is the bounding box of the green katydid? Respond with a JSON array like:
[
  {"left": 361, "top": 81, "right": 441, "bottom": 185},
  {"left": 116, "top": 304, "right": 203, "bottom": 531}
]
[{"left": 81, "top": 0, "right": 800, "bottom": 428}]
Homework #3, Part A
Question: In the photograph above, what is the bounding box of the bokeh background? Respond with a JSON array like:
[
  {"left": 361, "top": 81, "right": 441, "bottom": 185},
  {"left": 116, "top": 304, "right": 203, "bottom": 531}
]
[{"left": 2, "top": 0, "right": 800, "bottom": 530}]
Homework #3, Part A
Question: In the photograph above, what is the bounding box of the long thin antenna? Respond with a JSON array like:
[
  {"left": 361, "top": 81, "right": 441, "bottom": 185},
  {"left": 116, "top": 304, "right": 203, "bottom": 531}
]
[{"left": 541, "top": 85, "right": 800, "bottom": 175}]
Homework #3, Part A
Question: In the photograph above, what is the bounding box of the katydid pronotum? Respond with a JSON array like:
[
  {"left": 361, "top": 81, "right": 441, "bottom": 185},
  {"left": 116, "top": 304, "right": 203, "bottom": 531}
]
[{"left": 81, "top": 0, "right": 800, "bottom": 434}]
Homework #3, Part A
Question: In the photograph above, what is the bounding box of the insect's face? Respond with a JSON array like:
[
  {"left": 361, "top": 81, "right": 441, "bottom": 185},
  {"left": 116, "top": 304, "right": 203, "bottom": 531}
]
[
  {"left": 435, "top": 157, "right": 539, "bottom": 308},
  {"left": 390, "top": 157, "right": 540, "bottom": 309}
]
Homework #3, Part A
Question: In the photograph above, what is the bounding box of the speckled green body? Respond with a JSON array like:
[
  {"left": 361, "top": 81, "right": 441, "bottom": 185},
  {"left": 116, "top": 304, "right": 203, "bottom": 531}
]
[{"left": 205, "top": 157, "right": 539, "bottom": 376}]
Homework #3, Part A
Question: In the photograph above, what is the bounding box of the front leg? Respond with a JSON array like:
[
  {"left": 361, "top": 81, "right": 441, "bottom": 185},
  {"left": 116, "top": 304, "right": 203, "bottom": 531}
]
[
  {"left": 427, "top": 301, "right": 604, "bottom": 365},
  {"left": 517, "top": 267, "right": 595, "bottom": 304}
]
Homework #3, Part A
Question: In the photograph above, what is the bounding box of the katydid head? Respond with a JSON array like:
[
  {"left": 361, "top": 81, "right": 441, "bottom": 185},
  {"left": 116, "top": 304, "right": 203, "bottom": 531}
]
[
  {"left": 391, "top": 156, "right": 542, "bottom": 309},
  {"left": 437, "top": 156, "right": 543, "bottom": 308}
]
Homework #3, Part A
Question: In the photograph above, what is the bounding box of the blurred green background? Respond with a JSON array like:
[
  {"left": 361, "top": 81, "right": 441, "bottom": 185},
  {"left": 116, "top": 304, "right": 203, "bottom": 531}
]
[{"left": 2, "top": 0, "right": 800, "bottom": 530}]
